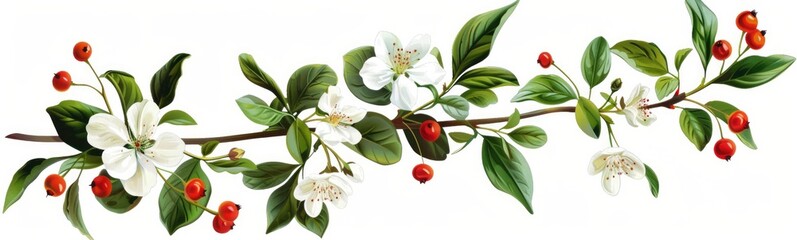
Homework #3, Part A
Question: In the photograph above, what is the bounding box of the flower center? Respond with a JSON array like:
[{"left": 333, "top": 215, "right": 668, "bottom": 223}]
[
  {"left": 388, "top": 43, "right": 416, "bottom": 75},
  {"left": 131, "top": 139, "right": 154, "bottom": 151},
  {"left": 637, "top": 97, "right": 652, "bottom": 120},
  {"left": 605, "top": 155, "right": 636, "bottom": 179},
  {"left": 326, "top": 105, "right": 352, "bottom": 127},
  {"left": 309, "top": 181, "right": 343, "bottom": 202}
]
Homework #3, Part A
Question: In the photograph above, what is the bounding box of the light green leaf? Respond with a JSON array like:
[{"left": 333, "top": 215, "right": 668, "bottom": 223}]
[
  {"left": 64, "top": 180, "right": 93, "bottom": 240},
  {"left": 241, "top": 162, "right": 299, "bottom": 190},
  {"left": 575, "top": 97, "right": 601, "bottom": 139},
  {"left": 456, "top": 67, "right": 519, "bottom": 89},
  {"left": 102, "top": 70, "right": 143, "bottom": 114},
  {"left": 599, "top": 92, "right": 618, "bottom": 111},
  {"left": 502, "top": 108, "right": 520, "bottom": 130},
  {"left": 674, "top": 48, "right": 692, "bottom": 71},
  {"left": 238, "top": 53, "right": 288, "bottom": 109},
  {"left": 452, "top": 0, "right": 518, "bottom": 79},
  {"left": 581, "top": 36, "right": 612, "bottom": 88},
  {"left": 266, "top": 170, "right": 300, "bottom": 233},
  {"left": 287, "top": 119, "right": 312, "bottom": 164},
  {"left": 296, "top": 204, "right": 329, "bottom": 238},
  {"left": 439, "top": 95, "right": 470, "bottom": 120},
  {"left": 200, "top": 141, "right": 219, "bottom": 156},
  {"left": 679, "top": 108, "right": 713, "bottom": 151},
  {"left": 159, "top": 159, "right": 211, "bottom": 235},
  {"left": 150, "top": 53, "right": 190, "bottom": 108},
  {"left": 236, "top": 95, "right": 291, "bottom": 126},
  {"left": 611, "top": 40, "right": 669, "bottom": 76},
  {"left": 346, "top": 112, "right": 403, "bottom": 165},
  {"left": 46, "top": 100, "right": 107, "bottom": 151},
  {"left": 449, "top": 132, "right": 474, "bottom": 143},
  {"left": 685, "top": 0, "right": 717, "bottom": 71},
  {"left": 4, "top": 156, "right": 73, "bottom": 213},
  {"left": 704, "top": 101, "right": 758, "bottom": 149},
  {"left": 287, "top": 64, "right": 338, "bottom": 114},
  {"left": 644, "top": 164, "right": 660, "bottom": 198},
  {"left": 508, "top": 126, "right": 547, "bottom": 149},
  {"left": 461, "top": 89, "right": 498, "bottom": 107},
  {"left": 158, "top": 110, "right": 197, "bottom": 126},
  {"left": 511, "top": 74, "right": 577, "bottom": 104},
  {"left": 482, "top": 136, "right": 533, "bottom": 214},
  {"left": 655, "top": 76, "right": 679, "bottom": 100},
  {"left": 206, "top": 159, "right": 257, "bottom": 174},
  {"left": 403, "top": 114, "right": 450, "bottom": 160},
  {"left": 95, "top": 170, "right": 142, "bottom": 214},
  {"left": 713, "top": 55, "right": 795, "bottom": 89},
  {"left": 430, "top": 47, "right": 444, "bottom": 68},
  {"left": 343, "top": 46, "right": 391, "bottom": 105}
]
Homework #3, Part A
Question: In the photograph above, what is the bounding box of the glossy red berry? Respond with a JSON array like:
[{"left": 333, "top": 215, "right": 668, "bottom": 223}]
[
  {"left": 712, "top": 40, "right": 732, "bottom": 60},
  {"left": 537, "top": 52, "right": 553, "bottom": 69},
  {"left": 412, "top": 163, "right": 434, "bottom": 184},
  {"left": 73, "top": 42, "right": 92, "bottom": 62},
  {"left": 218, "top": 201, "right": 240, "bottom": 222},
  {"left": 728, "top": 110, "right": 749, "bottom": 134},
  {"left": 736, "top": 10, "right": 758, "bottom": 33},
  {"left": 44, "top": 174, "right": 67, "bottom": 197},
  {"left": 184, "top": 178, "right": 206, "bottom": 201},
  {"left": 714, "top": 138, "right": 737, "bottom": 161},
  {"left": 90, "top": 175, "right": 113, "bottom": 198},
  {"left": 52, "top": 71, "right": 72, "bottom": 92},
  {"left": 212, "top": 215, "right": 235, "bottom": 234},
  {"left": 745, "top": 30, "right": 766, "bottom": 50},
  {"left": 419, "top": 120, "right": 441, "bottom": 142}
]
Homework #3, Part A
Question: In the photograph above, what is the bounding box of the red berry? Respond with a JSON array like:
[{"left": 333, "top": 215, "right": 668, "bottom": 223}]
[
  {"left": 728, "top": 110, "right": 749, "bottom": 134},
  {"left": 412, "top": 163, "right": 434, "bottom": 184},
  {"left": 73, "top": 42, "right": 92, "bottom": 62},
  {"left": 90, "top": 175, "right": 113, "bottom": 198},
  {"left": 44, "top": 174, "right": 67, "bottom": 197},
  {"left": 212, "top": 215, "right": 235, "bottom": 234},
  {"left": 745, "top": 30, "right": 766, "bottom": 50},
  {"left": 712, "top": 40, "right": 732, "bottom": 60},
  {"left": 218, "top": 201, "right": 240, "bottom": 222},
  {"left": 184, "top": 178, "right": 206, "bottom": 201},
  {"left": 52, "top": 71, "right": 72, "bottom": 92},
  {"left": 714, "top": 138, "right": 737, "bottom": 161},
  {"left": 736, "top": 10, "right": 759, "bottom": 33},
  {"left": 537, "top": 52, "right": 553, "bottom": 69},
  {"left": 419, "top": 120, "right": 441, "bottom": 142}
]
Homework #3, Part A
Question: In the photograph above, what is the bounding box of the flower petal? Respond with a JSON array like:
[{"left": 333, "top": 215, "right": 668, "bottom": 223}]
[
  {"left": 390, "top": 76, "right": 418, "bottom": 110},
  {"left": 145, "top": 132, "right": 185, "bottom": 167},
  {"left": 304, "top": 195, "right": 323, "bottom": 218},
  {"left": 347, "top": 163, "right": 364, "bottom": 183},
  {"left": 294, "top": 179, "right": 315, "bottom": 201},
  {"left": 318, "top": 86, "right": 342, "bottom": 114},
  {"left": 360, "top": 57, "right": 394, "bottom": 90},
  {"left": 86, "top": 113, "right": 129, "bottom": 150},
  {"left": 406, "top": 57, "right": 445, "bottom": 85},
  {"left": 316, "top": 123, "right": 342, "bottom": 146},
  {"left": 405, "top": 34, "right": 431, "bottom": 65},
  {"left": 101, "top": 146, "right": 137, "bottom": 180},
  {"left": 337, "top": 126, "right": 362, "bottom": 145},
  {"left": 338, "top": 105, "right": 366, "bottom": 125},
  {"left": 623, "top": 108, "right": 639, "bottom": 127},
  {"left": 588, "top": 151, "right": 609, "bottom": 175},
  {"left": 330, "top": 190, "right": 348, "bottom": 209},
  {"left": 128, "top": 100, "right": 160, "bottom": 140},
  {"left": 327, "top": 175, "right": 353, "bottom": 195},
  {"left": 601, "top": 168, "right": 620, "bottom": 196},
  {"left": 626, "top": 84, "right": 644, "bottom": 106},
  {"left": 621, "top": 151, "right": 646, "bottom": 179},
  {"left": 374, "top": 31, "right": 401, "bottom": 66},
  {"left": 120, "top": 159, "right": 157, "bottom": 196},
  {"left": 637, "top": 111, "right": 657, "bottom": 126}
]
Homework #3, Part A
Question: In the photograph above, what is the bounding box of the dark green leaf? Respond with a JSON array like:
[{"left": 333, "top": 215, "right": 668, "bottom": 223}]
[
  {"left": 266, "top": 170, "right": 300, "bottom": 233},
  {"left": 46, "top": 100, "right": 107, "bottom": 151},
  {"left": 200, "top": 141, "right": 219, "bottom": 156},
  {"left": 3, "top": 156, "right": 72, "bottom": 213},
  {"left": 102, "top": 70, "right": 143, "bottom": 114},
  {"left": 58, "top": 151, "right": 102, "bottom": 174},
  {"left": 511, "top": 74, "right": 576, "bottom": 104},
  {"left": 239, "top": 53, "right": 288, "bottom": 109},
  {"left": 461, "top": 89, "right": 498, "bottom": 107},
  {"left": 287, "top": 64, "right": 338, "bottom": 114},
  {"left": 456, "top": 67, "right": 519, "bottom": 89},
  {"left": 679, "top": 108, "right": 713, "bottom": 151},
  {"left": 713, "top": 55, "right": 795, "bottom": 89},
  {"left": 502, "top": 108, "right": 520, "bottom": 130},
  {"left": 452, "top": 0, "right": 518, "bottom": 79},
  {"left": 655, "top": 76, "right": 679, "bottom": 100},
  {"left": 674, "top": 48, "right": 692, "bottom": 71},
  {"left": 685, "top": 0, "right": 717, "bottom": 71},
  {"left": 430, "top": 47, "right": 444, "bottom": 68},
  {"left": 95, "top": 170, "right": 142, "bottom": 214},
  {"left": 482, "top": 136, "right": 533, "bottom": 214},
  {"left": 346, "top": 112, "right": 402, "bottom": 165},
  {"left": 296, "top": 204, "right": 329, "bottom": 238},
  {"left": 207, "top": 159, "right": 257, "bottom": 174},
  {"left": 611, "top": 40, "right": 669, "bottom": 76},
  {"left": 575, "top": 97, "right": 601, "bottom": 139},
  {"left": 287, "top": 120, "right": 312, "bottom": 164},
  {"left": 150, "top": 53, "right": 190, "bottom": 108},
  {"left": 581, "top": 36, "right": 612, "bottom": 88},
  {"left": 403, "top": 114, "right": 450, "bottom": 160},
  {"left": 508, "top": 126, "right": 547, "bottom": 149},
  {"left": 158, "top": 110, "right": 197, "bottom": 126},
  {"left": 449, "top": 132, "right": 474, "bottom": 143},
  {"left": 159, "top": 159, "right": 212, "bottom": 235},
  {"left": 343, "top": 46, "right": 391, "bottom": 105},
  {"left": 236, "top": 95, "right": 291, "bottom": 126},
  {"left": 64, "top": 180, "right": 93, "bottom": 240},
  {"left": 704, "top": 101, "right": 757, "bottom": 149},
  {"left": 241, "top": 162, "right": 299, "bottom": 190},
  {"left": 439, "top": 95, "right": 470, "bottom": 120},
  {"left": 644, "top": 164, "right": 660, "bottom": 198}
]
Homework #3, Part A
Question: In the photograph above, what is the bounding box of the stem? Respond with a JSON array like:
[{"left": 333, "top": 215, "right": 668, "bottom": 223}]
[
  {"left": 719, "top": 60, "right": 726, "bottom": 74},
  {"left": 155, "top": 168, "right": 218, "bottom": 215},
  {"left": 401, "top": 121, "right": 424, "bottom": 164},
  {"left": 553, "top": 63, "right": 581, "bottom": 97},
  {"left": 183, "top": 151, "right": 227, "bottom": 161},
  {"left": 684, "top": 98, "right": 725, "bottom": 138},
  {"left": 72, "top": 83, "right": 103, "bottom": 96},
  {"left": 86, "top": 61, "right": 113, "bottom": 115},
  {"left": 737, "top": 31, "right": 745, "bottom": 58},
  {"left": 598, "top": 92, "right": 614, "bottom": 109},
  {"left": 156, "top": 167, "right": 187, "bottom": 185}
]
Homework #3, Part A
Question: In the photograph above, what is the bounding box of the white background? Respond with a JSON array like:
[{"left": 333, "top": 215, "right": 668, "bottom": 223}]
[{"left": 1, "top": 0, "right": 796, "bottom": 239}]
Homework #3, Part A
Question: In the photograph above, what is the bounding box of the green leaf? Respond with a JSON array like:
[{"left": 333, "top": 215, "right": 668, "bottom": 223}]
[
  {"left": 581, "top": 36, "right": 612, "bottom": 88},
  {"left": 58, "top": 151, "right": 102, "bottom": 174},
  {"left": 655, "top": 76, "right": 679, "bottom": 100},
  {"left": 508, "top": 126, "right": 547, "bottom": 149},
  {"left": 239, "top": 53, "right": 288, "bottom": 109},
  {"left": 46, "top": 100, "right": 107, "bottom": 151},
  {"left": 200, "top": 141, "right": 219, "bottom": 156},
  {"left": 241, "top": 162, "right": 299, "bottom": 190},
  {"left": 644, "top": 164, "right": 660, "bottom": 198},
  {"left": 461, "top": 89, "right": 498, "bottom": 107},
  {"left": 158, "top": 110, "right": 197, "bottom": 126},
  {"left": 159, "top": 159, "right": 211, "bottom": 235},
  {"left": 511, "top": 74, "right": 577, "bottom": 104},
  {"left": 502, "top": 108, "right": 520, "bottom": 130},
  {"left": 452, "top": 0, "right": 518, "bottom": 79},
  {"left": 266, "top": 170, "right": 300, "bottom": 233},
  {"left": 296, "top": 204, "right": 329, "bottom": 238},
  {"left": 679, "top": 108, "right": 713, "bottom": 151},
  {"left": 575, "top": 97, "right": 601, "bottom": 139},
  {"left": 64, "top": 180, "right": 93, "bottom": 240},
  {"left": 102, "top": 70, "right": 143, "bottom": 114},
  {"left": 403, "top": 114, "right": 450, "bottom": 160},
  {"left": 704, "top": 101, "right": 758, "bottom": 149},
  {"left": 3, "top": 156, "right": 72, "bottom": 213},
  {"left": 449, "top": 132, "right": 474, "bottom": 143},
  {"left": 150, "top": 53, "right": 190, "bottom": 108},
  {"left": 482, "top": 136, "right": 533, "bottom": 214},
  {"left": 430, "top": 47, "right": 444, "bottom": 68},
  {"left": 599, "top": 92, "right": 618, "bottom": 111},
  {"left": 95, "top": 170, "right": 142, "bottom": 214},
  {"left": 685, "top": 0, "right": 717, "bottom": 71},
  {"left": 287, "top": 64, "right": 338, "bottom": 114},
  {"left": 343, "top": 46, "right": 391, "bottom": 105},
  {"left": 674, "top": 48, "right": 692, "bottom": 71},
  {"left": 287, "top": 120, "right": 312, "bottom": 164},
  {"left": 207, "top": 159, "right": 257, "bottom": 174},
  {"left": 439, "top": 95, "right": 470, "bottom": 120},
  {"left": 236, "top": 95, "right": 291, "bottom": 126},
  {"left": 611, "top": 40, "right": 669, "bottom": 76},
  {"left": 346, "top": 112, "right": 402, "bottom": 165},
  {"left": 456, "top": 67, "right": 519, "bottom": 89},
  {"left": 713, "top": 55, "right": 795, "bottom": 89}
]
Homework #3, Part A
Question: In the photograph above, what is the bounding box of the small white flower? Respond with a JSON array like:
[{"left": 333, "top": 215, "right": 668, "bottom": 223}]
[
  {"left": 293, "top": 173, "right": 353, "bottom": 218},
  {"left": 316, "top": 86, "right": 366, "bottom": 146},
  {"left": 359, "top": 31, "right": 446, "bottom": 110},
  {"left": 588, "top": 147, "right": 646, "bottom": 196},
  {"left": 86, "top": 100, "right": 185, "bottom": 196},
  {"left": 345, "top": 162, "right": 364, "bottom": 183},
  {"left": 623, "top": 84, "right": 657, "bottom": 127}
]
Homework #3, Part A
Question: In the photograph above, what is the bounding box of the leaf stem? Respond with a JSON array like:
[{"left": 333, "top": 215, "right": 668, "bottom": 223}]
[
  {"left": 183, "top": 151, "right": 227, "bottom": 161},
  {"left": 155, "top": 168, "right": 218, "bottom": 215},
  {"left": 401, "top": 120, "right": 425, "bottom": 164},
  {"left": 85, "top": 61, "right": 113, "bottom": 115},
  {"left": 72, "top": 83, "right": 103, "bottom": 96},
  {"left": 553, "top": 63, "right": 581, "bottom": 97}
]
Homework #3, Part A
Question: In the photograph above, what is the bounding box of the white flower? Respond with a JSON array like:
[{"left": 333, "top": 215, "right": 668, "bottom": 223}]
[
  {"left": 86, "top": 100, "right": 185, "bottom": 196},
  {"left": 622, "top": 84, "right": 657, "bottom": 127},
  {"left": 359, "top": 31, "right": 446, "bottom": 110},
  {"left": 316, "top": 86, "right": 366, "bottom": 146},
  {"left": 293, "top": 173, "right": 353, "bottom": 218},
  {"left": 588, "top": 147, "right": 646, "bottom": 196}
]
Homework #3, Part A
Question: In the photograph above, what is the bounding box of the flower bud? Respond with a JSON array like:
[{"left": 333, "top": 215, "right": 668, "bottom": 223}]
[
  {"left": 611, "top": 78, "right": 623, "bottom": 92},
  {"left": 228, "top": 148, "right": 245, "bottom": 160}
]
